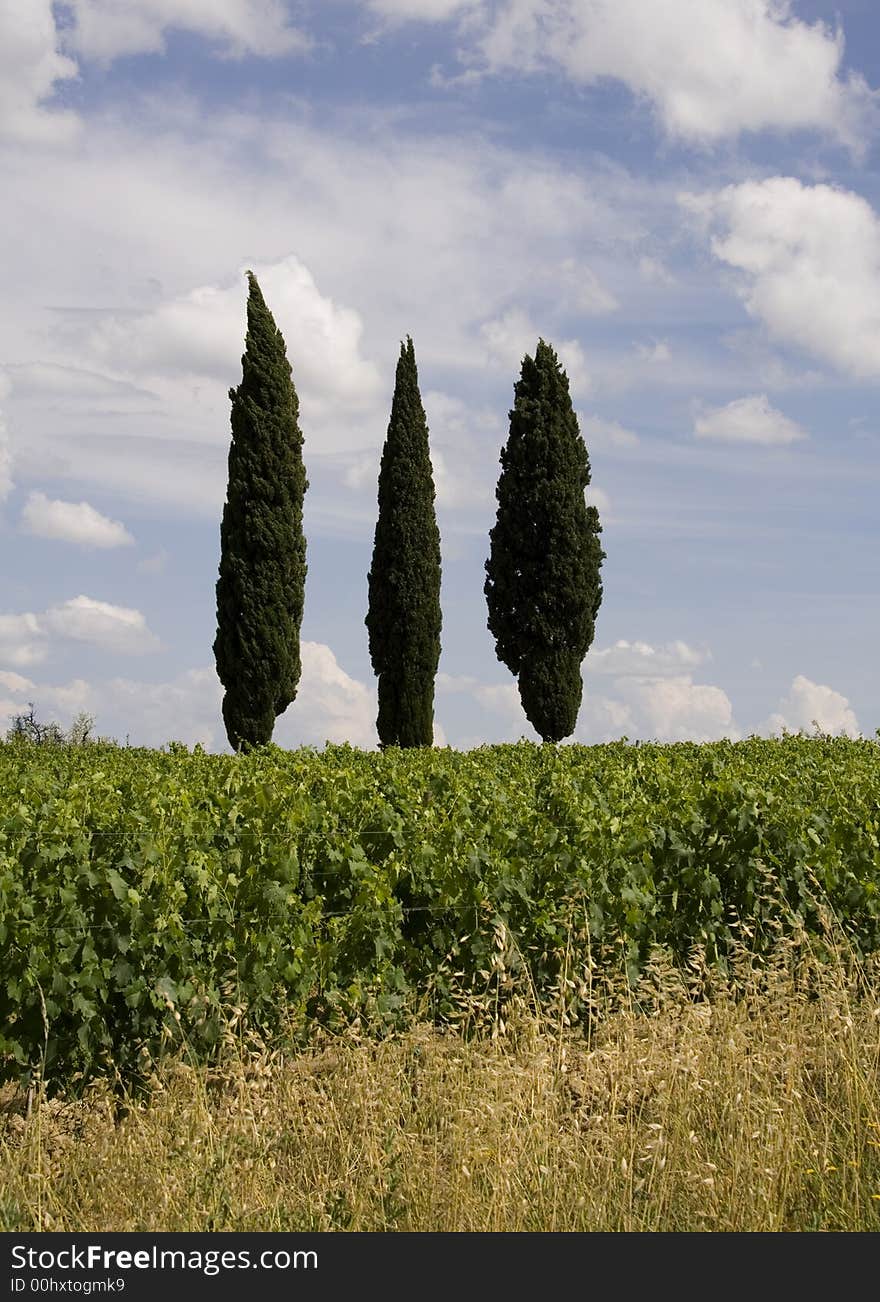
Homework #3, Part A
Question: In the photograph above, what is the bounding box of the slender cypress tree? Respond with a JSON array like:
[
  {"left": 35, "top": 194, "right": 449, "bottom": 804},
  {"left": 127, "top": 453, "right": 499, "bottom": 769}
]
[
  {"left": 213, "top": 271, "right": 308, "bottom": 752},
  {"left": 366, "top": 337, "right": 442, "bottom": 747},
  {"left": 485, "top": 339, "right": 604, "bottom": 742}
]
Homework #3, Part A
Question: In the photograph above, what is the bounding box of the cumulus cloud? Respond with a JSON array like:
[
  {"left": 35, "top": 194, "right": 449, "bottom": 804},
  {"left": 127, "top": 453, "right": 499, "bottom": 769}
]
[
  {"left": 764, "top": 674, "right": 860, "bottom": 738},
  {"left": 278, "top": 642, "right": 377, "bottom": 749},
  {"left": 340, "top": 392, "right": 497, "bottom": 514},
  {"left": 0, "top": 671, "right": 98, "bottom": 739},
  {"left": 439, "top": 639, "right": 738, "bottom": 744},
  {"left": 0, "top": 669, "right": 216, "bottom": 750},
  {"left": 585, "top": 485, "right": 610, "bottom": 517},
  {"left": 0, "top": 614, "right": 47, "bottom": 668},
  {"left": 436, "top": 673, "right": 528, "bottom": 742},
  {"left": 42, "top": 596, "right": 162, "bottom": 655},
  {"left": 586, "top": 416, "right": 640, "bottom": 449},
  {"left": 452, "top": 0, "right": 876, "bottom": 151},
  {"left": 586, "top": 639, "right": 709, "bottom": 678},
  {"left": 694, "top": 394, "right": 807, "bottom": 445},
  {"left": 0, "top": 0, "right": 79, "bottom": 143},
  {"left": 1, "top": 90, "right": 645, "bottom": 518},
  {"left": 83, "top": 255, "right": 384, "bottom": 439},
  {"left": 0, "top": 668, "right": 34, "bottom": 695},
  {"left": 609, "top": 676, "right": 739, "bottom": 743},
  {"left": 681, "top": 177, "right": 880, "bottom": 379},
  {"left": 84, "top": 667, "right": 222, "bottom": 750},
  {"left": 438, "top": 674, "right": 522, "bottom": 716},
  {"left": 0, "top": 643, "right": 377, "bottom": 751},
  {"left": 0, "top": 597, "right": 161, "bottom": 663},
  {"left": 430, "top": 446, "right": 479, "bottom": 510},
  {"left": 21, "top": 492, "right": 135, "bottom": 548},
  {"left": 479, "top": 309, "right": 591, "bottom": 396},
  {"left": 61, "top": 0, "right": 311, "bottom": 61}
]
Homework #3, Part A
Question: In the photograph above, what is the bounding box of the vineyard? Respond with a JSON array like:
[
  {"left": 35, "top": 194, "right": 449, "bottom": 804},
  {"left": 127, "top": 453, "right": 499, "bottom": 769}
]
[{"left": 2, "top": 734, "right": 880, "bottom": 1089}]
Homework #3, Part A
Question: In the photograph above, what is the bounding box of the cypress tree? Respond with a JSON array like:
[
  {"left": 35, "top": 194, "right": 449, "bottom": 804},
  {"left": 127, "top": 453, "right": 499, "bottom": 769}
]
[
  {"left": 484, "top": 338, "right": 604, "bottom": 742},
  {"left": 213, "top": 271, "right": 308, "bottom": 752},
  {"left": 366, "top": 336, "right": 442, "bottom": 747}
]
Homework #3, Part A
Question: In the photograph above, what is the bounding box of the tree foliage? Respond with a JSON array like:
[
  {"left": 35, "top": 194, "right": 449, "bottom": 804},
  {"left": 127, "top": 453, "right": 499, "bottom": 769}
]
[
  {"left": 366, "top": 337, "right": 442, "bottom": 747},
  {"left": 214, "top": 272, "right": 308, "bottom": 752},
  {"left": 485, "top": 339, "right": 604, "bottom": 742}
]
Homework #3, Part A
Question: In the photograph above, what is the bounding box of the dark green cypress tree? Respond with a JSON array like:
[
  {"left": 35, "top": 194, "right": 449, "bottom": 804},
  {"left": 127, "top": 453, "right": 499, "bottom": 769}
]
[
  {"left": 485, "top": 339, "right": 604, "bottom": 743},
  {"left": 213, "top": 271, "right": 308, "bottom": 752},
  {"left": 366, "top": 336, "right": 442, "bottom": 748}
]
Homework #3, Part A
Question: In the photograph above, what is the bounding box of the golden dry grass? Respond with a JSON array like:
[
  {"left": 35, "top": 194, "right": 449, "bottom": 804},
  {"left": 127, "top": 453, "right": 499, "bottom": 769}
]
[{"left": 3, "top": 938, "right": 880, "bottom": 1233}]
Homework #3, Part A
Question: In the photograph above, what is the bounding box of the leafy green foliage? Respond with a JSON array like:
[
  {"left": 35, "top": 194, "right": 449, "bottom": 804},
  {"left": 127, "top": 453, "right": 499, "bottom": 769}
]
[
  {"left": 366, "top": 337, "right": 442, "bottom": 747},
  {"left": 485, "top": 339, "right": 605, "bottom": 741},
  {"left": 214, "top": 271, "right": 308, "bottom": 753},
  {"left": 2, "top": 735, "right": 880, "bottom": 1089}
]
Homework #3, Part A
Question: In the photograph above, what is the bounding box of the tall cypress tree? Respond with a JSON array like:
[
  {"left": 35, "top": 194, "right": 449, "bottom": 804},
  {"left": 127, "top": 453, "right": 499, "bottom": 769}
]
[
  {"left": 485, "top": 339, "right": 604, "bottom": 743},
  {"left": 366, "top": 336, "right": 442, "bottom": 748},
  {"left": 213, "top": 271, "right": 308, "bottom": 753}
]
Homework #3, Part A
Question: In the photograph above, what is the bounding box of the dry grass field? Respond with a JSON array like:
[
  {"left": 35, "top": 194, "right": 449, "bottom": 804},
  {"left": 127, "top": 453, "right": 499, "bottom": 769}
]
[{"left": 3, "top": 933, "right": 880, "bottom": 1233}]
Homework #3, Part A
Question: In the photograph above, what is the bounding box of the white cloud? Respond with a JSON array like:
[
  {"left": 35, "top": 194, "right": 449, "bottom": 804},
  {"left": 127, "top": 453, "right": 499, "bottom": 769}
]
[
  {"left": 83, "top": 255, "right": 384, "bottom": 442},
  {"left": 578, "top": 647, "right": 739, "bottom": 742},
  {"left": 0, "top": 664, "right": 219, "bottom": 749},
  {"left": 278, "top": 642, "right": 377, "bottom": 749},
  {"left": 62, "top": 0, "right": 311, "bottom": 61},
  {"left": 606, "top": 675, "right": 740, "bottom": 743},
  {"left": 457, "top": 0, "right": 876, "bottom": 150},
  {"left": 0, "top": 88, "right": 646, "bottom": 518},
  {"left": 0, "top": 0, "right": 79, "bottom": 143},
  {"left": 343, "top": 454, "right": 376, "bottom": 494},
  {"left": 764, "top": 674, "right": 860, "bottom": 738},
  {"left": 439, "top": 640, "right": 738, "bottom": 744},
  {"left": 0, "top": 613, "right": 47, "bottom": 667},
  {"left": 3, "top": 362, "right": 157, "bottom": 406},
  {"left": 694, "top": 394, "right": 807, "bottom": 445},
  {"left": 89, "top": 667, "right": 222, "bottom": 749},
  {"left": 586, "top": 639, "right": 709, "bottom": 678},
  {"left": 585, "top": 485, "right": 610, "bottom": 517},
  {"left": 437, "top": 673, "right": 529, "bottom": 741},
  {"left": 559, "top": 260, "right": 618, "bottom": 315},
  {"left": 480, "top": 307, "right": 540, "bottom": 371},
  {"left": 682, "top": 177, "right": 880, "bottom": 379},
  {"left": 422, "top": 389, "right": 481, "bottom": 442},
  {"left": 137, "top": 549, "right": 170, "bottom": 575},
  {"left": 0, "top": 644, "right": 377, "bottom": 751},
  {"left": 341, "top": 394, "right": 497, "bottom": 514},
  {"left": 365, "top": 0, "right": 475, "bottom": 20},
  {"left": 21, "top": 492, "right": 135, "bottom": 548},
  {"left": 636, "top": 339, "right": 671, "bottom": 363},
  {"left": 638, "top": 255, "right": 675, "bottom": 286},
  {"left": 0, "top": 377, "right": 13, "bottom": 502},
  {"left": 41, "top": 596, "right": 162, "bottom": 655},
  {"left": 0, "top": 671, "right": 98, "bottom": 739},
  {"left": 479, "top": 308, "right": 591, "bottom": 396},
  {"left": 431, "top": 446, "right": 468, "bottom": 509},
  {"left": 586, "top": 416, "right": 639, "bottom": 448},
  {"left": 0, "top": 668, "right": 34, "bottom": 694}
]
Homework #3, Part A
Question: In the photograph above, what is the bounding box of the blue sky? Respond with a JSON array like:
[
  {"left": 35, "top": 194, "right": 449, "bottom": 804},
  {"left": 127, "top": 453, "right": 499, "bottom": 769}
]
[{"left": 1, "top": 0, "right": 879, "bottom": 751}]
